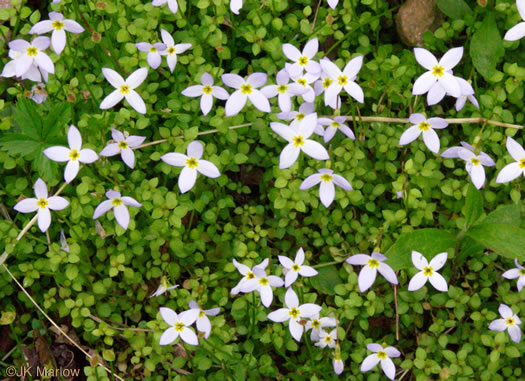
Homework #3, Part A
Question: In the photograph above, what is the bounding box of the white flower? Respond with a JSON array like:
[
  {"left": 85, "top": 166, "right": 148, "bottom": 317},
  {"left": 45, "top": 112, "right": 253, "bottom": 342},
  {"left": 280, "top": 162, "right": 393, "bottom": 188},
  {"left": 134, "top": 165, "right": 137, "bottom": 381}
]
[
  {"left": 93, "top": 189, "right": 142, "bottom": 230},
  {"left": 13, "top": 178, "right": 69, "bottom": 232},
  {"left": 1, "top": 49, "right": 49, "bottom": 82},
  {"left": 261, "top": 69, "right": 306, "bottom": 113},
  {"left": 305, "top": 313, "right": 337, "bottom": 341},
  {"left": 230, "top": 258, "right": 269, "bottom": 295},
  {"left": 282, "top": 38, "right": 321, "bottom": 77},
  {"left": 230, "top": 0, "right": 242, "bottom": 14},
  {"left": 222, "top": 73, "right": 270, "bottom": 116},
  {"left": 314, "top": 73, "right": 340, "bottom": 109},
  {"left": 502, "top": 259, "right": 525, "bottom": 292},
  {"left": 315, "top": 328, "right": 337, "bottom": 349},
  {"left": 412, "top": 47, "right": 462, "bottom": 104},
  {"left": 399, "top": 113, "right": 448, "bottom": 154},
  {"left": 43, "top": 125, "right": 98, "bottom": 183},
  {"left": 408, "top": 251, "right": 448, "bottom": 292},
  {"left": 238, "top": 267, "right": 284, "bottom": 307},
  {"left": 136, "top": 42, "right": 166, "bottom": 70},
  {"left": 187, "top": 300, "right": 220, "bottom": 339},
  {"left": 277, "top": 102, "right": 315, "bottom": 127},
  {"left": 161, "top": 141, "right": 220, "bottom": 193},
  {"left": 290, "top": 71, "right": 319, "bottom": 103},
  {"left": 99, "top": 128, "right": 145, "bottom": 169},
  {"left": 333, "top": 352, "right": 344, "bottom": 375},
  {"left": 455, "top": 77, "right": 479, "bottom": 111},
  {"left": 99, "top": 67, "right": 148, "bottom": 114},
  {"left": 152, "top": 0, "right": 178, "bottom": 14},
  {"left": 8, "top": 37, "right": 55, "bottom": 77},
  {"left": 458, "top": 149, "right": 495, "bottom": 189},
  {"left": 30, "top": 83, "right": 47, "bottom": 104},
  {"left": 327, "top": 0, "right": 339, "bottom": 9},
  {"left": 278, "top": 248, "right": 318, "bottom": 287},
  {"left": 320, "top": 56, "right": 364, "bottom": 108},
  {"left": 488, "top": 304, "right": 522, "bottom": 343},
  {"left": 60, "top": 229, "right": 70, "bottom": 253},
  {"left": 504, "top": 0, "right": 525, "bottom": 41},
  {"left": 300, "top": 168, "right": 352, "bottom": 207},
  {"left": 159, "top": 307, "right": 199, "bottom": 346},
  {"left": 346, "top": 252, "right": 398, "bottom": 292},
  {"left": 360, "top": 343, "right": 401, "bottom": 380},
  {"left": 317, "top": 116, "right": 355, "bottom": 143},
  {"left": 181, "top": 72, "right": 229, "bottom": 115},
  {"left": 270, "top": 113, "right": 329, "bottom": 169},
  {"left": 149, "top": 280, "right": 179, "bottom": 298},
  {"left": 267, "top": 288, "right": 322, "bottom": 341},
  {"left": 159, "top": 29, "right": 191, "bottom": 73},
  {"left": 29, "top": 12, "right": 84, "bottom": 55},
  {"left": 496, "top": 137, "right": 525, "bottom": 183}
]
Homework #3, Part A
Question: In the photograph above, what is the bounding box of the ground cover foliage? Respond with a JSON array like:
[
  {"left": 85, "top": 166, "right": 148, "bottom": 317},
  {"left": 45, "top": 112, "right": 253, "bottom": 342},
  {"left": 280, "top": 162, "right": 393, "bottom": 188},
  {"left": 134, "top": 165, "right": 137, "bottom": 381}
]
[{"left": 0, "top": 0, "right": 524, "bottom": 380}]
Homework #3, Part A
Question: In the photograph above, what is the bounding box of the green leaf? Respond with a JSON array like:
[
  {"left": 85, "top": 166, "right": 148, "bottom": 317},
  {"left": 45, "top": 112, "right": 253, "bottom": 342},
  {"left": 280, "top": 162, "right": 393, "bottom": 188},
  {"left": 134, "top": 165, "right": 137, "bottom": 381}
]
[
  {"left": 469, "top": 13, "right": 504, "bottom": 80},
  {"left": 436, "top": 0, "right": 472, "bottom": 20},
  {"left": 0, "top": 134, "right": 41, "bottom": 156},
  {"left": 309, "top": 265, "right": 342, "bottom": 296},
  {"left": 385, "top": 229, "right": 456, "bottom": 271},
  {"left": 476, "top": 203, "right": 521, "bottom": 226},
  {"left": 15, "top": 98, "right": 42, "bottom": 140},
  {"left": 42, "top": 103, "right": 72, "bottom": 139},
  {"left": 465, "top": 224, "right": 525, "bottom": 261},
  {"left": 462, "top": 183, "right": 483, "bottom": 228}
]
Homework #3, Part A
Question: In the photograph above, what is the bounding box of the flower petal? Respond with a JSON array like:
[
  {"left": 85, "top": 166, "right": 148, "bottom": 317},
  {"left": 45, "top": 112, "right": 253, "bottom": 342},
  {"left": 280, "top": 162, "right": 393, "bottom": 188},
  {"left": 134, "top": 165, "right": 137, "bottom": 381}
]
[
  {"left": 496, "top": 163, "right": 523, "bottom": 183},
  {"left": 37, "top": 208, "right": 51, "bottom": 232},
  {"left": 51, "top": 28, "right": 66, "bottom": 55},
  {"left": 64, "top": 160, "right": 79, "bottom": 183},
  {"left": 161, "top": 152, "right": 187, "bottom": 167},
  {"left": 422, "top": 128, "right": 440, "bottom": 153},
  {"left": 267, "top": 308, "right": 290, "bottom": 322},
  {"left": 125, "top": 90, "right": 146, "bottom": 114},
  {"left": 180, "top": 328, "right": 199, "bottom": 345},
  {"left": 114, "top": 204, "right": 130, "bottom": 230},
  {"left": 301, "top": 140, "right": 329, "bottom": 160},
  {"left": 282, "top": 43, "right": 301, "bottom": 61},
  {"left": 14, "top": 198, "right": 38, "bottom": 213},
  {"left": 378, "top": 263, "right": 398, "bottom": 285},
  {"left": 381, "top": 357, "right": 396, "bottom": 380},
  {"left": 197, "top": 160, "right": 220, "bottom": 178},
  {"left": 126, "top": 67, "right": 148, "bottom": 89},
  {"left": 319, "top": 180, "right": 335, "bottom": 207},
  {"left": 159, "top": 327, "right": 178, "bottom": 345},
  {"left": 508, "top": 325, "right": 521, "bottom": 343},
  {"left": 121, "top": 148, "right": 135, "bottom": 168},
  {"left": 439, "top": 47, "right": 463, "bottom": 70},
  {"left": 247, "top": 91, "right": 271, "bottom": 113},
  {"left": 504, "top": 22, "right": 525, "bottom": 41},
  {"left": 412, "top": 71, "right": 436, "bottom": 95},
  {"left": 79, "top": 149, "right": 98, "bottom": 164},
  {"left": 408, "top": 271, "right": 427, "bottom": 291},
  {"left": 34, "top": 178, "right": 48, "bottom": 199},
  {"left": 221, "top": 73, "right": 244, "bottom": 89},
  {"left": 429, "top": 272, "right": 448, "bottom": 292},
  {"left": 100, "top": 89, "right": 124, "bottom": 110},
  {"left": 429, "top": 252, "right": 448, "bottom": 271},
  {"left": 102, "top": 68, "right": 124, "bottom": 88},
  {"left": 414, "top": 48, "right": 438, "bottom": 70},
  {"left": 224, "top": 91, "right": 247, "bottom": 116},
  {"left": 284, "top": 287, "right": 299, "bottom": 308},
  {"left": 179, "top": 166, "right": 197, "bottom": 193},
  {"left": 159, "top": 307, "right": 178, "bottom": 325},
  {"left": 361, "top": 354, "right": 380, "bottom": 372},
  {"left": 488, "top": 318, "right": 506, "bottom": 332},
  {"left": 279, "top": 144, "right": 300, "bottom": 169},
  {"left": 358, "top": 265, "right": 377, "bottom": 292},
  {"left": 499, "top": 304, "right": 513, "bottom": 319},
  {"left": 200, "top": 94, "right": 213, "bottom": 115},
  {"left": 44, "top": 146, "right": 71, "bottom": 162},
  {"left": 289, "top": 319, "right": 304, "bottom": 341},
  {"left": 300, "top": 173, "right": 322, "bottom": 190},
  {"left": 346, "top": 254, "right": 370, "bottom": 265},
  {"left": 247, "top": 72, "right": 267, "bottom": 88},
  {"left": 121, "top": 196, "right": 141, "bottom": 207},
  {"left": 506, "top": 136, "right": 525, "bottom": 162},
  {"left": 93, "top": 200, "right": 113, "bottom": 219},
  {"left": 399, "top": 125, "right": 421, "bottom": 146}
]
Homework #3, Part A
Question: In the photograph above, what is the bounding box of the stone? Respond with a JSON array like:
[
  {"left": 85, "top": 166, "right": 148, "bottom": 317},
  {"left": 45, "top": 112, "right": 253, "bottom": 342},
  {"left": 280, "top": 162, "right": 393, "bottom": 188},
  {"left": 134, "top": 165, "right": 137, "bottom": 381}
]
[{"left": 396, "top": 0, "right": 443, "bottom": 47}]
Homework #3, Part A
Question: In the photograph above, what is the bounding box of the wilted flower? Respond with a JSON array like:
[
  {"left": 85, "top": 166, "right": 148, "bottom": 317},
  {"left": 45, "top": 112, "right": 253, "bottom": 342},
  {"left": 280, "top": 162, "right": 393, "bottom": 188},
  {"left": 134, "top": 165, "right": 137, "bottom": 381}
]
[
  {"left": 30, "top": 83, "right": 48, "bottom": 104},
  {"left": 99, "top": 67, "right": 148, "bottom": 114},
  {"left": 93, "top": 189, "right": 142, "bottom": 230},
  {"left": 488, "top": 304, "right": 522, "bottom": 343},
  {"left": 99, "top": 128, "right": 146, "bottom": 169},
  {"left": 346, "top": 252, "right": 398, "bottom": 292},
  {"left": 29, "top": 12, "right": 84, "bottom": 55}
]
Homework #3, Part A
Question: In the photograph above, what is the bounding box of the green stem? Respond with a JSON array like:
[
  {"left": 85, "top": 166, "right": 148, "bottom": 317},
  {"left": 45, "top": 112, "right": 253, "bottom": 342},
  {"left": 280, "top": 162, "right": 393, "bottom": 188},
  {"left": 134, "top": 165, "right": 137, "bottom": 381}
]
[{"left": 312, "top": 260, "right": 341, "bottom": 269}]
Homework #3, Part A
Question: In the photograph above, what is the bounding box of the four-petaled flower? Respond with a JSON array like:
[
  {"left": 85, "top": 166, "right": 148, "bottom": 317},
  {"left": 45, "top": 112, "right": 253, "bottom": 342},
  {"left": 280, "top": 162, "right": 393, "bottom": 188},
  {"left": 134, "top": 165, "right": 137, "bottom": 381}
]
[
  {"left": 9, "top": 37, "right": 55, "bottom": 77},
  {"left": 412, "top": 47, "right": 463, "bottom": 104},
  {"left": 408, "top": 251, "right": 448, "bottom": 292},
  {"left": 13, "top": 178, "right": 69, "bottom": 232},
  {"left": 136, "top": 42, "right": 167, "bottom": 69},
  {"left": 267, "top": 287, "right": 322, "bottom": 341},
  {"left": 315, "top": 328, "right": 337, "bottom": 349},
  {"left": 159, "top": 307, "right": 199, "bottom": 345},
  {"left": 181, "top": 72, "right": 229, "bottom": 115},
  {"left": 457, "top": 149, "right": 495, "bottom": 189},
  {"left": 502, "top": 259, "right": 525, "bottom": 292},
  {"left": 100, "top": 67, "right": 148, "bottom": 114},
  {"left": 238, "top": 267, "right": 284, "bottom": 307},
  {"left": 282, "top": 38, "right": 321, "bottom": 77},
  {"left": 99, "top": 128, "right": 146, "bottom": 169},
  {"left": 300, "top": 168, "right": 352, "bottom": 207},
  {"left": 488, "top": 304, "right": 522, "bottom": 343},
  {"left": 29, "top": 12, "right": 84, "bottom": 55},
  {"left": 187, "top": 300, "right": 220, "bottom": 339},
  {"left": 93, "top": 189, "right": 142, "bottom": 230},
  {"left": 360, "top": 343, "right": 401, "bottom": 381},
  {"left": 317, "top": 116, "right": 355, "bottom": 143},
  {"left": 346, "top": 252, "right": 398, "bottom": 292},
  {"left": 261, "top": 69, "right": 306, "bottom": 113},
  {"left": 320, "top": 56, "right": 364, "bottom": 108},
  {"left": 222, "top": 73, "right": 271, "bottom": 116},
  {"left": 270, "top": 113, "right": 329, "bottom": 169},
  {"left": 305, "top": 313, "right": 337, "bottom": 341},
  {"left": 496, "top": 137, "right": 525, "bottom": 183},
  {"left": 43, "top": 125, "right": 98, "bottom": 183},
  {"left": 230, "top": 258, "right": 269, "bottom": 295},
  {"left": 399, "top": 114, "right": 448, "bottom": 154},
  {"left": 504, "top": 0, "right": 525, "bottom": 41},
  {"left": 159, "top": 29, "right": 192, "bottom": 72},
  {"left": 278, "top": 248, "right": 318, "bottom": 287},
  {"left": 161, "top": 141, "right": 220, "bottom": 193}
]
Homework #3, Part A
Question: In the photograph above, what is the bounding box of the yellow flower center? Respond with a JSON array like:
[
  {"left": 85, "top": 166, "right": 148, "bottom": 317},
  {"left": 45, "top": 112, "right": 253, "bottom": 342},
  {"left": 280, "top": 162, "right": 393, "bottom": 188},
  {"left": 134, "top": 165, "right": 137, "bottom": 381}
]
[
  {"left": 202, "top": 85, "right": 213, "bottom": 95},
  {"left": 367, "top": 259, "right": 380, "bottom": 268},
  {"left": 112, "top": 198, "right": 123, "bottom": 206},
  {"left": 320, "top": 174, "right": 332, "bottom": 182},
  {"left": 377, "top": 351, "right": 387, "bottom": 360},
  {"left": 505, "top": 317, "right": 515, "bottom": 326},
  {"left": 297, "top": 78, "right": 307, "bottom": 86},
  {"left": 337, "top": 75, "right": 348, "bottom": 86},
  {"left": 519, "top": 269, "right": 525, "bottom": 276},
  {"left": 69, "top": 149, "right": 80, "bottom": 161},
  {"left": 418, "top": 121, "right": 430, "bottom": 131},
  {"left": 519, "top": 159, "right": 525, "bottom": 169},
  {"left": 331, "top": 122, "right": 341, "bottom": 128},
  {"left": 120, "top": 84, "right": 130, "bottom": 94},
  {"left": 292, "top": 136, "right": 305, "bottom": 147},
  {"left": 324, "top": 336, "right": 333, "bottom": 343},
  {"left": 118, "top": 141, "right": 128, "bottom": 150},
  {"left": 175, "top": 322, "right": 185, "bottom": 331},
  {"left": 277, "top": 84, "right": 288, "bottom": 94},
  {"left": 296, "top": 113, "right": 305, "bottom": 121},
  {"left": 52, "top": 20, "right": 64, "bottom": 30},
  {"left": 471, "top": 158, "right": 480, "bottom": 166},
  {"left": 199, "top": 310, "right": 205, "bottom": 318},
  {"left": 246, "top": 272, "right": 255, "bottom": 280},
  {"left": 292, "top": 264, "right": 300, "bottom": 272},
  {"left": 423, "top": 266, "right": 433, "bottom": 277},
  {"left": 37, "top": 198, "right": 48, "bottom": 209},
  {"left": 149, "top": 47, "right": 157, "bottom": 53},
  {"left": 432, "top": 65, "right": 445, "bottom": 77},
  {"left": 240, "top": 83, "right": 253, "bottom": 94},
  {"left": 186, "top": 157, "right": 198, "bottom": 169},
  {"left": 289, "top": 307, "right": 300, "bottom": 319},
  {"left": 26, "top": 47, "right": 38, "bottom": 57},
  {"left": 259, "top": 277, "right": 269, "bottom": 286},
  {"left": 312, "top": 320, "right": 320, "bottom": 328},
  {"left": 323, "top": 78, "right": 332, "bottom": 88},
  {"left": 167, "top": 46, "right": 175, "bottom": 55},
  {"left": 298, "top": 56, "right": 308, "bottom": 66}
]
